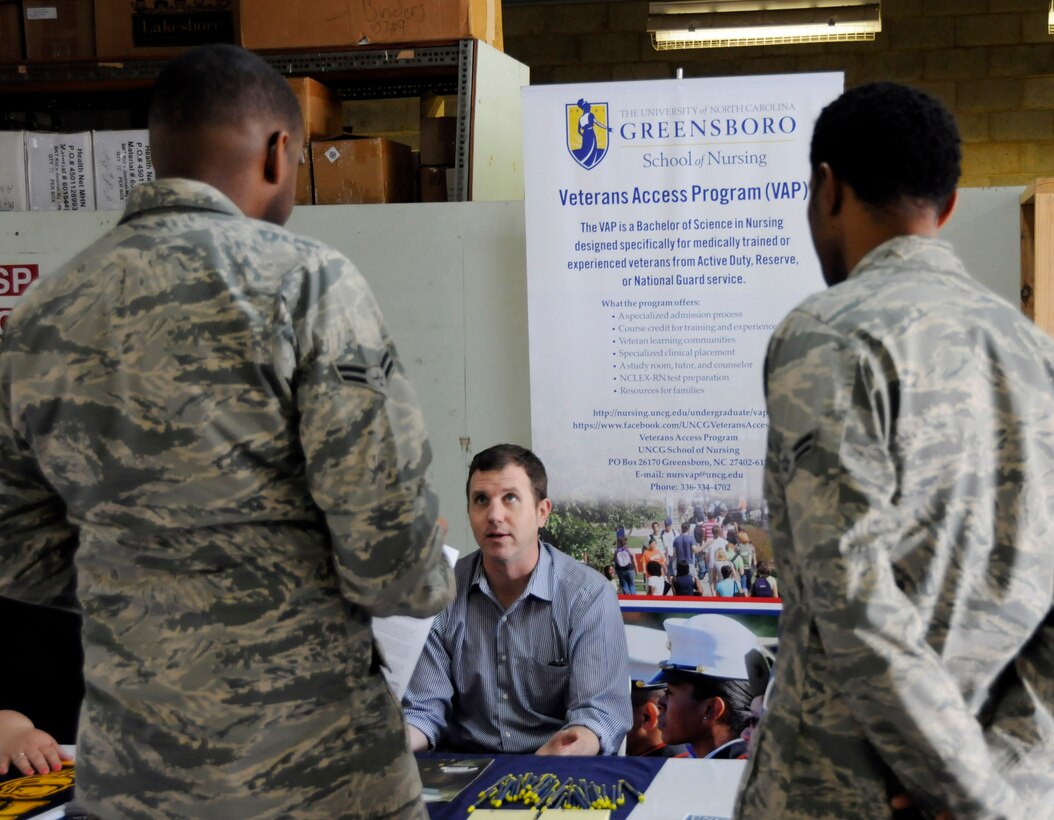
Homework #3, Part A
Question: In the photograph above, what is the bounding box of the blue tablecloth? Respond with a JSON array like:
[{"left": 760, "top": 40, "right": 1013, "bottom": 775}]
[{"left": 421, "top": 753, "right": 667, "bottom": 820}]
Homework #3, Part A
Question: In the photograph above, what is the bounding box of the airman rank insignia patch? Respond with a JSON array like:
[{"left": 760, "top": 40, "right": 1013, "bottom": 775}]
[
  {"left": 334, "top": 351, "right": 394, "bottom": 394},
  {"left": 779, "top": 431, "right": 815, "bottom": 482}
]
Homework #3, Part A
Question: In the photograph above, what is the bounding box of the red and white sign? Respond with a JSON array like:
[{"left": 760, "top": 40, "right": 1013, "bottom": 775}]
[{"left": 0, "top": 264, "right": 40, "bottom": 297}]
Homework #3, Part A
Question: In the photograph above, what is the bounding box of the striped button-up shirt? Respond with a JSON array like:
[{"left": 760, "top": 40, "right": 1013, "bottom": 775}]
[{"left": 402, "top": 541, "right": 631, "bottom": 754}]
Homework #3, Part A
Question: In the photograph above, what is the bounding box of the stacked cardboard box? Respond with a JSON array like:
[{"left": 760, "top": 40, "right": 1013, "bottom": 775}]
[
  {"left": 92, "top": 129, "right": 153, "bottom": 210},
  {"left": 0, "top": 1, "right": 23, "bottom": 61},
  {"left": 91, "top": 0, "right": 501, "bottom": 60},
  {"left": 287, "top": 77, "right": 344, "bottom": 206},
  {"left": 94, "top": 0, "right": 238, "bottom": 60},
  {"left": 25, "top": 131, "right": 94, "bottom": 210},
  {"left": 0, "top": 131, "right": 27, "bottom": 211},
  {"left": 241, "top": 0, "right": 501, "bottom": 51},
  {"left": 22, "top": 0, "right": 93, "bottom": 61},
  {"left": 0, "top": 129, "right": 155, "bottom": 211},
  {"left": 311, "top": 136, "right": 412, "bottom": 205}
]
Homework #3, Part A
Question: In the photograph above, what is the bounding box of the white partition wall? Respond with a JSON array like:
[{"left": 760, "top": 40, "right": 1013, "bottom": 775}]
[{"left": 0, "top": 188, "right": 1026, "bottom": 552}]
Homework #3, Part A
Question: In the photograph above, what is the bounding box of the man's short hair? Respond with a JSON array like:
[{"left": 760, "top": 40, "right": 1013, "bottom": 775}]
[
  {"left": 810, "top": 81, "right": 960, "bottom": 213},
  {"left": 150, "top": 44, "right": 302, "bottom": 137},
  {"left": 466, "top": 444, "right": 548, "bottom": 504}
]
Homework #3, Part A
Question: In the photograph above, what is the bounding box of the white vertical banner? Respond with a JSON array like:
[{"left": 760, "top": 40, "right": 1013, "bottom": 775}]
[{"left": 523, "top": 73, "right": 842, "bottom": 517}]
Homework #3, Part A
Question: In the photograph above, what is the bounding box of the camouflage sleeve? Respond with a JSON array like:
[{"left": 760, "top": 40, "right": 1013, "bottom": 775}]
[
  {"left": 0, "top": 374, "right": 78, "bottom": 608},
  {"left": 765, "top": 311, "right": 1025, "bottom": 818},
  {"left": 285, "top": 249, "right": 454, "bottom": 619}
]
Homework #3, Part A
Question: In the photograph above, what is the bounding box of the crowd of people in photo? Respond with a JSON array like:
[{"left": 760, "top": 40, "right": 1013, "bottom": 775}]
[{"left": 606, "top": 510, "right": 779, "bottom": 598}]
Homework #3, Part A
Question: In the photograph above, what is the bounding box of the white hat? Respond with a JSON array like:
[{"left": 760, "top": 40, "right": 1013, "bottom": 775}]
[
  {"left": 625, "top": 624, "right": 669, "bottom": 689},
  {"left": 649, "top": 614, "right": 758, "bottom": 682}
]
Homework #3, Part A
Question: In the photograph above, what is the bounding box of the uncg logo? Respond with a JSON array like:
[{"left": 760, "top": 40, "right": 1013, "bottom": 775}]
[{"left": 566, "top": 98, "right": 612, "bottom": 170}]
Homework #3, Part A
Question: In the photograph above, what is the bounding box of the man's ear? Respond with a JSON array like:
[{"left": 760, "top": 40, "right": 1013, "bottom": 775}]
[
  {"left": 536, "top": 497, "right": 553, "bottom": 528},
  {"left": 642, "top": 701, "right": 660, "bottom": 729},
  {"left": 264, "top": 130, "right": 292, "bottom": 186},
  {"left": 815, "top": 162, "right": 843, "bottom": 218},
  {"left": 936, "top": 188, "right": 957, "bottom": 228}
]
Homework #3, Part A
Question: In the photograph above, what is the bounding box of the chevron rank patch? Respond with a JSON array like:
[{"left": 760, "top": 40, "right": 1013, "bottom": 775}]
[
  {"left": 778, "top": 431, "right": 815, "bottom": 482},
  {"left": 334, "top": 351, "right": 394, "bottom": 394}
]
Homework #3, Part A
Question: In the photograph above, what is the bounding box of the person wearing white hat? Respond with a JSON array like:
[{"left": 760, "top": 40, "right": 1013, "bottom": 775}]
[
  {"left": 625, "top": 625, "right": 686, "bottom": 758},
  {"left": 650, "top": 614, "right": 758, "bottom": 760}
]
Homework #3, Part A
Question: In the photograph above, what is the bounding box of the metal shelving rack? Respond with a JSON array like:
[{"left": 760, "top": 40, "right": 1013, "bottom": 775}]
[{"left": 0, "top": 38, "right": 521, "bottom": 202}]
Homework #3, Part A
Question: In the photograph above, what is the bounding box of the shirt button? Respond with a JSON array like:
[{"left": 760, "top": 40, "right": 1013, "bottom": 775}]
[
  {"left": 501, "top": 615, "right": 507, "bottom": 623},
  {"left": 505, "top": 731, "right": 511, "bottom": 738},
  {"left": 500, "top": 655, "right": 507, "bottom": 662},
  {"left": 502, "top": 693, "right": 509, "bottom": 700}
]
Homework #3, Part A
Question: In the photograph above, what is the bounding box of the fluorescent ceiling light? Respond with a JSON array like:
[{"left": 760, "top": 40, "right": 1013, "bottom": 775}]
[
  {"left": 649, "top": 1, "right": 881, "bottom": 50},
  {"left": 1049, "top": 0, "right": 1053, "bottom": 34}
]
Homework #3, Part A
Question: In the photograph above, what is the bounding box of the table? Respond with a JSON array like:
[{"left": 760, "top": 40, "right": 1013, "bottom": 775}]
[{"left": 421, "top": 753, "right": 745, "bottom": 820}]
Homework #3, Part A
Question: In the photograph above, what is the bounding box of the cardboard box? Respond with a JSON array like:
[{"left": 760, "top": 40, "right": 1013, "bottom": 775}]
[
  {"left": 25, "top": 131, "right": 94, "bottom": 210},
  {"left": 93, "top": 0, "right": 238, "bottom": 60},
  {"left": 295, "top": 142, "right": 313, "bottom": 206},
  {"left": 420, "top": 116, "right": 457, "bottom": 166},
  {"left": 419, "top": 165, "right": 447, "bottom": 203},
  {"left": 23, "top": 0, "right": 93, "bottom": 61},
  {"left": 311, "top": 136, "right": 411, "bottom": 205},
  {"left": 0, "top": 132, "right": 28, "bottom": 211},
  {"left": 0, "top": 1, "right": 23, "bottom": 61},
  {"left": 91, "top": 129, "right": 153, "bottom": 211},
  {"left": 241, "top": 0, "right": 502, "bottom": 51},
  {"left": 287, "top": 77, "right": 344, "bottom": 140},
  {"left": 286, "top": 80, "right": 343, "bottom": 207}
]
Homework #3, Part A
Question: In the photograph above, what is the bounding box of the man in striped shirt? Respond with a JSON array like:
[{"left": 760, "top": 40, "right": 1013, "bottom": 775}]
[{"left": 403, "top": 444, "right": 632, "bottom": 755}]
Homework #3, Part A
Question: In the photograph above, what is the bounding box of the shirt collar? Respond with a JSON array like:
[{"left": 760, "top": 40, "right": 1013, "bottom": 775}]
[
  {"left": 120, "top": 178, "right": 245, "bottom": 225},
  {"left": 469, "top": 540, "right": 556, "bottom": 604},
  {"left": 685, "top": 737, "right": 744, "bottom": 759},
  {"left": 848, "top": 234, "right": 956, "bottom": 282}
]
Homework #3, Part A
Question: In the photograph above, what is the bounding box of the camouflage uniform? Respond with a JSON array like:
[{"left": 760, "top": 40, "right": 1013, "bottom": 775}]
[
  {"left": 0, "top": 178, "right": 455, "bottom": 819},
  {"left": 736, "top": 236, "right": 1054, "bottom": 820}
]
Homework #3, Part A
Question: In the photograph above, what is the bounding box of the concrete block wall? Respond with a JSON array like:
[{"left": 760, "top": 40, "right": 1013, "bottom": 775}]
[{"left": 502, "top": 0, "right": 1054, "bottom": 187}]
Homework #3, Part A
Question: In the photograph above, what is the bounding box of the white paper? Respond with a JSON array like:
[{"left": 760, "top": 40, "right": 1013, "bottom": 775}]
[
  {"left": 627, "top": 758, "right": 744, "bottom": 820},
  {"left": 374, "top": 544, "right": 459, "bottom": 700}
]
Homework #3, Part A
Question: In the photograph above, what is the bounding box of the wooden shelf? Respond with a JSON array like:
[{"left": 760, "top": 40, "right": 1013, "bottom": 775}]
[
  {"left": 1020, "top": 178, "right": 1054, "bottom": 336},
  {"left": 0, "top": 41, "right": 529, "bottom": 202}
]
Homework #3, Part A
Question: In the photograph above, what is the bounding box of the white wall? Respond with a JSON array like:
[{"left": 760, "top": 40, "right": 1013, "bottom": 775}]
[
  {"left": 941, "top": 186, "right": 1024, "bottom": 308},
  {"left": 0, "top": 187, "right": 1027, "bottom": 551}
]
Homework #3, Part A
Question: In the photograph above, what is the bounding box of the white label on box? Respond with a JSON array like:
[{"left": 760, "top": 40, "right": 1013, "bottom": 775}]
[
  {"left": 26, "top": 7, "right": 58, "bottom": 19},
  {"left": 92, "top": 130, "right": 154, "bottom": 210},
  {"left": 26, "top": 132, "right": 95, "bottom": 211},
  {"left": 324, "top": 146, "right": 341, "bottom": 163},
  {"left": 0, "top": 132, "right": 28, "bottom": 212}
]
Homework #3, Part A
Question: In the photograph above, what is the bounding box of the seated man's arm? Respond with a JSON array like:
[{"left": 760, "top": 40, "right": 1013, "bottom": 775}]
[
  {"left": 291, "top": 251, "right": 454, "bottom": 619},
  {"left": 401, "top": 610, "right": 454, "bottom": 751},
  {"left": 543, "top": 582, "right": 631, "bottom": 755},
  {"left": 536, "top": 725, "right": 600, "bottom": 756}
]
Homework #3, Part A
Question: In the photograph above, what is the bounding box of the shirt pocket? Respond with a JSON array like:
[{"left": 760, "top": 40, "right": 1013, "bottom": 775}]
[{"left": 517, "top": 657, "right": 572, "bottom": 717}]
